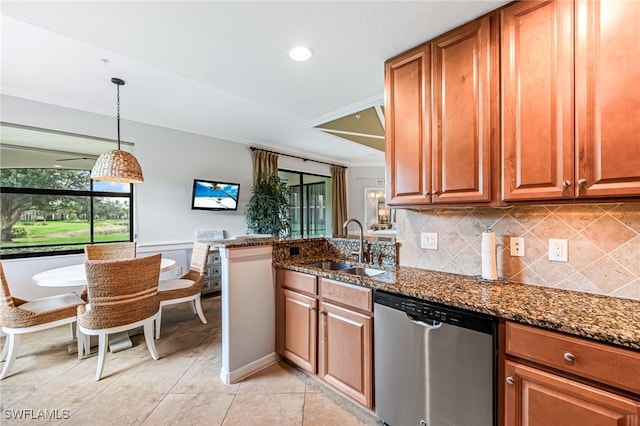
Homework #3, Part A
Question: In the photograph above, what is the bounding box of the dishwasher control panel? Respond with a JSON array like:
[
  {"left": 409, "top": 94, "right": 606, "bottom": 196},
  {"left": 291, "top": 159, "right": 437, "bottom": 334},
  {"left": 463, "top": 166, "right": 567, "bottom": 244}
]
[{"left": 374, "top": 290, "right": 494, "bottom": 334}]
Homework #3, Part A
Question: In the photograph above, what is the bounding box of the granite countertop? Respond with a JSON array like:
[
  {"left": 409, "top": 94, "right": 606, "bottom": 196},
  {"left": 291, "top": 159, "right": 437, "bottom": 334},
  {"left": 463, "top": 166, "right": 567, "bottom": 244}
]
[{"left": 276, "top": 258, "right": 640, "bottom": 351}]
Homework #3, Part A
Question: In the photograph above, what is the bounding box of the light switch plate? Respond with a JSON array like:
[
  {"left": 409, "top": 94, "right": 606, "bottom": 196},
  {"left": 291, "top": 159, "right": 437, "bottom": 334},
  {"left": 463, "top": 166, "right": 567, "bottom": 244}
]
[
  {"left": 420, "top": 232, "right": 438, "bottom": 250},
  {"left": 510, "top": 237, "right": 525, "bottom": 257}
]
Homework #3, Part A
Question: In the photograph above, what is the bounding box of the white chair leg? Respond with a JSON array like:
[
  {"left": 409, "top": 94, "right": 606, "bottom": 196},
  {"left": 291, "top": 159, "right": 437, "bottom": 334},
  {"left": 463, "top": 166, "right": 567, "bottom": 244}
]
[
  {"left": 0, "top": 334, "right": 20, "bottom": 380},
  {"left": 77, "top": 327, "right": 84, "bottom": 360},
  {"left": 95, "top": 333, "right": 108, "bottom": 381},
  {"left": 144, "top": 320, "right": 159, "bottom": 360},
  {"left": 194, "top": 295, "right": 207, "bottom": 325},
  {"left": 155, "top": 307, "right": 163, "bottom": 340},
  {"left": 190, "top": 300, "right": 197, "bottom": 315},
  {"left": 0, "top": 336, "right": 8, "bottom": 362},
  {"left": 70, "top": 321, "right": 77, "bottom": 339}
]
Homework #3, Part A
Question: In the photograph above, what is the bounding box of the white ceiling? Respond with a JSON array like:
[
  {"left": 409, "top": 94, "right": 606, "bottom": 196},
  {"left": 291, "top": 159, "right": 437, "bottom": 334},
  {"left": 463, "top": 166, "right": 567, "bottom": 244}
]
[{"left": 1, "top": 1, "right": 509, "bottom": 166}]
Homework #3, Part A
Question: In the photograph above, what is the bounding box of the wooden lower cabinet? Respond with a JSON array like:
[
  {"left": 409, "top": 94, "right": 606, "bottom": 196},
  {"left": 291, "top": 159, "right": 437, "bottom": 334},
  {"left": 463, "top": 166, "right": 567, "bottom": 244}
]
[
  {"left": 318, "top": 301, "right": 373, "bottom": 408},
  {"left": 281, "top": 288, "right": 316, "bottom": 373},
  {"left": 505, "top": 361, "right": 640, "bottom": 426},
  {"left": 504, "top": 321, "right": 640, "bottom": 426},
  {"left": 276, "top": 269, "right": 374, "bottom": 410}
]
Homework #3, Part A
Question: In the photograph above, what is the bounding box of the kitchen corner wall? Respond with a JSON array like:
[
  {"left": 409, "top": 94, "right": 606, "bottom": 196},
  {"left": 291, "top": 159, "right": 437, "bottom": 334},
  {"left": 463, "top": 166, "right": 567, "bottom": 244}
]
[{"left": 396, "top": 203, "right": 640, "bottom": 301}]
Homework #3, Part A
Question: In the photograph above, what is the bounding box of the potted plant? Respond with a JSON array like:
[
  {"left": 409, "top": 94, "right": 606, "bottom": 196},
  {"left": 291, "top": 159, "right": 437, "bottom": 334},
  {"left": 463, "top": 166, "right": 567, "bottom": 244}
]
[{"left": 246, "top": 172, "right": 291, "bottom": 238}]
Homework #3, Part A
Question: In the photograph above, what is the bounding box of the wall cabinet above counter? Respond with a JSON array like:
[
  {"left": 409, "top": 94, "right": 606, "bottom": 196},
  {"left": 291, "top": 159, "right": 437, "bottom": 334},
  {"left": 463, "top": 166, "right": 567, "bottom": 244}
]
[{"left": 385, "top": 0, "right": 640, "bottom": 209}]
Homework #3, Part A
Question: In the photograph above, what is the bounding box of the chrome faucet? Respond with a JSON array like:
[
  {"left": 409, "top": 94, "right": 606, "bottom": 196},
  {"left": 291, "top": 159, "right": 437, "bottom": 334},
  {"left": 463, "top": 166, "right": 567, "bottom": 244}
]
[{"left": 343, "top": 218, "right": 364, "bottom": 263}]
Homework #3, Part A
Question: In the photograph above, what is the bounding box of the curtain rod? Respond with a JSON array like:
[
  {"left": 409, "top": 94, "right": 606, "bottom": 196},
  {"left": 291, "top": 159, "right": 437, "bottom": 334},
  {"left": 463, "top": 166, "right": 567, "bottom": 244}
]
[{"left": 250, "top": 146, "right": 346, "bottom": 169}]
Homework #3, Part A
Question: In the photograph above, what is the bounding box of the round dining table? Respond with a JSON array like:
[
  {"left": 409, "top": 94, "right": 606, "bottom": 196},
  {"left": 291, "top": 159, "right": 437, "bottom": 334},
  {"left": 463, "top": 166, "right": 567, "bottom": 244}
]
[
  {"left": 32, "top": 256, "right": 176, "bottom": 354},
  {"left": 32, "top": 257, "right": 176, "bottom": 287}
]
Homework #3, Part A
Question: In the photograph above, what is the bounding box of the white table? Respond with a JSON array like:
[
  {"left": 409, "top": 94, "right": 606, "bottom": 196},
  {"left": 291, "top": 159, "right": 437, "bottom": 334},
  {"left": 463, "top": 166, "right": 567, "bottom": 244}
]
[
  {"left": 32, "top": 257, "right": 176, "bottom": 354},
  {"left": 33, "top": 257, "right": 176, "bottom": 287}
]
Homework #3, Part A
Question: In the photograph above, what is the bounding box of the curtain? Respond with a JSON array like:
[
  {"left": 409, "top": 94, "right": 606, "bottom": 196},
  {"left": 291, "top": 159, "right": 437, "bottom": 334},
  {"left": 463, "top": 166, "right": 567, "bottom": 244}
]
[
  {"left": 252, "top": 150, "right": 279, "bottom": 185},
  {"left": 331, "top": 165, "right": 347, "bottom": 236}
]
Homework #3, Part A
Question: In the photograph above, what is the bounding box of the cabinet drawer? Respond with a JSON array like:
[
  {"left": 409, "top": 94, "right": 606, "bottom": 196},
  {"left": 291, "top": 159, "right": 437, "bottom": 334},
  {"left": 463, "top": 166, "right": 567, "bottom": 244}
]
[
  {"left": 205, "top": 265, "right": 221, "bottom": 278},
  {"left": 318, "top": 278, "right": 372, "bottom": 313},
  {"left": 208, "top": 251, "right": 221, "bottom": 265},
  {"left": 506, "top": 321, "right": 640, "bottom": 395},
  {"left": 280, "top": 269, "right": 317, "bottom": 295}
]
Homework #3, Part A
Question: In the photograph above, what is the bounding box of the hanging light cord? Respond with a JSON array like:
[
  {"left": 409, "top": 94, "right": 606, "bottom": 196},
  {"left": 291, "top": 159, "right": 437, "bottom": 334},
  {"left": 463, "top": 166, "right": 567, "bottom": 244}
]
[{"left": 116, "top": 81, "right": 121, "bottom": 150}]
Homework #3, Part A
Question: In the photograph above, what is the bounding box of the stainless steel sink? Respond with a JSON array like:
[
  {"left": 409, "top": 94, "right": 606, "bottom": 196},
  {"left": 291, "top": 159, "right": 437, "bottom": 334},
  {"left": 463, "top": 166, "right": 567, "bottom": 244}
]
[
  {"left": 340, "top": 266, "right": 386, "bottom": 277},
  {"left": 304, "top": 261, "right": 352, "bottom": 271}
]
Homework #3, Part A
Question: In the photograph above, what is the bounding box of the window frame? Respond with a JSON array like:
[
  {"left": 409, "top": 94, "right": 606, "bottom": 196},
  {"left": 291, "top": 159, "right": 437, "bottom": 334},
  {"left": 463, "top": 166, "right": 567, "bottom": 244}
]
[{"left": 0, "top": 177, "right": 134, "bottom": 259}]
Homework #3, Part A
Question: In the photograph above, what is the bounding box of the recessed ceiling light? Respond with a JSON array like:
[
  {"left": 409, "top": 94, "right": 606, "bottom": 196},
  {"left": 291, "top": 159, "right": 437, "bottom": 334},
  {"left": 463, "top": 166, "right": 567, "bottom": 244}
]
[{"left": 289, "top": 46, "right": 313, "bottom": 62}]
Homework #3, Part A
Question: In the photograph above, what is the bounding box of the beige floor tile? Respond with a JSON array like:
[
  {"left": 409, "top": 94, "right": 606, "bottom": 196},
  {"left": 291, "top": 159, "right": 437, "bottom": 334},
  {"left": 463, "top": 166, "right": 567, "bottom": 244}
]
[
  {"left": 237, "top": 361, "right": 306, "bottom": 394},
  {"left": 223, "top": 392, "right": 305, "bottom": 426},
  {"left": 108, "top": 355, "right": 196, "bottom": 393},
  {"left": 302, "top": 392, "right": 379, "bottom": 426},
  {"left": 142, "top": 393, "right": 234, "bottom": 426},
  {"left": 170, "top": 356, "right": 239, "bottom": 395},
  {"left": 62, "top": 387, "right": 165, "bottom": 426}
]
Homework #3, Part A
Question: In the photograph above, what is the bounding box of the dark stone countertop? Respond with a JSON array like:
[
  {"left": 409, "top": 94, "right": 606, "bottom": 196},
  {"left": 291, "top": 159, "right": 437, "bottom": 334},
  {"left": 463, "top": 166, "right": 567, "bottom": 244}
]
[{"left": 276, "top": 258, "right": 640, "bottom": 351}]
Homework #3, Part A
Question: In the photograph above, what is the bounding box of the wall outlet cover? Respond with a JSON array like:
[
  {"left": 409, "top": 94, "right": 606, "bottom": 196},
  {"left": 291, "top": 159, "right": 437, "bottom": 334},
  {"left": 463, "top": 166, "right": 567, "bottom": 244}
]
[
  {"left": 510, "top": 237, "right": 525, "bottom": 257},
  {"left": 548, "top": 238, "right": 568, "bottom": 262}
]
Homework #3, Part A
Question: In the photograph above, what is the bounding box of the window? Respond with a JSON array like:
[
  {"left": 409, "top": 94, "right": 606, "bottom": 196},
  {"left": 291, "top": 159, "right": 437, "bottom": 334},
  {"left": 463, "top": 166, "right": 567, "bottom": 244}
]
[
  {"left": 0, "top": 123, "right": 134, "bottom": 258},
  {"left": 279, "top": 170, "right": 331, "bottom": 238}
]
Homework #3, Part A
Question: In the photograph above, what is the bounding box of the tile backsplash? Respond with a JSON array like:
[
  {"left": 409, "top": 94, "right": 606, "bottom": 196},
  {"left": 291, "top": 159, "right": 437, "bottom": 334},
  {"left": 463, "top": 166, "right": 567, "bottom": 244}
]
[{"left": 396, "top": 203, "right": 640, "bottom": 300}]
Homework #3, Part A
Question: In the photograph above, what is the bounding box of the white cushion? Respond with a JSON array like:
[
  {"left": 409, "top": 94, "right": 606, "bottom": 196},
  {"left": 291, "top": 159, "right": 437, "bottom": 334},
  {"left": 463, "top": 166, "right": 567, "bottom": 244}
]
[
  {"left": 19, "top": 293, "right": 84, "bottom": 313},
  {"left": 158, "top": 279, "right": 195, "bottom": 292}
]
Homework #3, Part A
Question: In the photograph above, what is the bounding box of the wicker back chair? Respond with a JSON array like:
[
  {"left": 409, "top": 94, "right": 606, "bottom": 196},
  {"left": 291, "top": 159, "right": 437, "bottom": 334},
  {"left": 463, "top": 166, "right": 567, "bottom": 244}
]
[
  {"left": 0, "top": 261, "right": 85, "bottom": 380},
  {"left": 77, "top": 254, "right": 162, "bottom": 381},
  {"left": 155, "top": 242, "right": 210, "bottom": 339},
  {"left": 84, "top": 242, "right": 136, "bottom": 260}
]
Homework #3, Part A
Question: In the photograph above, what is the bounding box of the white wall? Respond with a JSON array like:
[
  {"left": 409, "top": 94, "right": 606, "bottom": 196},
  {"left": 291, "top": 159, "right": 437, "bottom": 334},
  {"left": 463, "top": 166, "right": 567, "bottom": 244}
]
[{"left": 1, "top": 95, "right": 253, "bottom": 298}]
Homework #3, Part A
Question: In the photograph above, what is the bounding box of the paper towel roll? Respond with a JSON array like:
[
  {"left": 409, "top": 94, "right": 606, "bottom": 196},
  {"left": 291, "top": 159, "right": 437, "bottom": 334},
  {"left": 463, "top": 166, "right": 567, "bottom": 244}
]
[{"left": 481, "top": 230, "right": 498, "bottom": 280}]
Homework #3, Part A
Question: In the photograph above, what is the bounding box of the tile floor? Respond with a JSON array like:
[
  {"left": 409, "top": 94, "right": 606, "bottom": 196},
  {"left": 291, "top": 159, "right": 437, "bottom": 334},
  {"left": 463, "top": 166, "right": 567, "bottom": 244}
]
[{"left": 0, "top": 295, "right": 380, "bottom": 425}]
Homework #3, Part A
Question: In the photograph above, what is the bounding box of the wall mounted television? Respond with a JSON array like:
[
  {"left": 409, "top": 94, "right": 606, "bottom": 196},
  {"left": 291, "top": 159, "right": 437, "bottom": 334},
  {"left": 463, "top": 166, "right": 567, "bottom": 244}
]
[{"left": 191, "top": 179, "right": 240, "bottom": 211}]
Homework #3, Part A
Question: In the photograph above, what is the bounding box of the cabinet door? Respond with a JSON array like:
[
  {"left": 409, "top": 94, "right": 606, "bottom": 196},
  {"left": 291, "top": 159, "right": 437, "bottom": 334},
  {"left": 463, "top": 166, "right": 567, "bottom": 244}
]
[
  {"left": 385, "top": 45, "right": 432, "bottom": 206},
  {"left": 318, "top": 301, "right": 373, "bottom": 408},
  {"left": 501, "top": 0, "right": 574, "bottom": 201},
  {"left": 505, "top": 361, "right": 640, "bottom": 426},
  {"left": 432, "top": 16, "right": 494, "bottom": 203},
  {"left": 575, "top": 0, "right": 640, "bottom": 198},
  {"left": 282, "top": 288, "right": 317, "bottom": 374}
]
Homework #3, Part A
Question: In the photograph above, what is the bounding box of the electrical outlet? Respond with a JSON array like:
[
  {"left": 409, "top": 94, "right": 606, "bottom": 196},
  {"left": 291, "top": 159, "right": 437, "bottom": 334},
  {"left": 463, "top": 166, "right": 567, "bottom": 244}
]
[
  {"left": 548, "top": 239, "right": 568, "bottom": 262},
  {"left": 510, "top": 237, "right": 525, "bottom": 257},
  {"left": 420, "top": 232, "right": 438, "bottom": 250}
]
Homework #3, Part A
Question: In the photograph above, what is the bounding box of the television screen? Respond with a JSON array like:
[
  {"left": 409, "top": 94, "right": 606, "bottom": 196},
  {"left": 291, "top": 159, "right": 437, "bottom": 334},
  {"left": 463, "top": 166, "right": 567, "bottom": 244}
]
[{"left": 191, "top": 179, "right": 240, "bottom": 211}]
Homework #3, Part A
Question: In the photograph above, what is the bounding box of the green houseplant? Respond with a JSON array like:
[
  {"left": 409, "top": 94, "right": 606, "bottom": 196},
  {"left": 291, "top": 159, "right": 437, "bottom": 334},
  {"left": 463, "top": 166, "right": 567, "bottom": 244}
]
[{"left": 246, "top": 172, "right": 291, "bottom": 238}]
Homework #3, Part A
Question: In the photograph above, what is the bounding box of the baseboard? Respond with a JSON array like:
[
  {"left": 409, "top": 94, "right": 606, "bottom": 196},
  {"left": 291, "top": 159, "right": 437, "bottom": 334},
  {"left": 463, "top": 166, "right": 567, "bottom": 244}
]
[{"left": 219, "top": 352, "right": 280, "bottom": 385}]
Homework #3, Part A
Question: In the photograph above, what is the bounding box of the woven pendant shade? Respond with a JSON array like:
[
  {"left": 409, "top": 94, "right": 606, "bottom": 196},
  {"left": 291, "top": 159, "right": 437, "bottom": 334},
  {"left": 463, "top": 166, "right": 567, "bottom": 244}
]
[
  {"left": 90, "top": 77, "right": 144, "bottom": 184},
  {"left": 91, "top": 149, "right": 144, "bottom": 183}
]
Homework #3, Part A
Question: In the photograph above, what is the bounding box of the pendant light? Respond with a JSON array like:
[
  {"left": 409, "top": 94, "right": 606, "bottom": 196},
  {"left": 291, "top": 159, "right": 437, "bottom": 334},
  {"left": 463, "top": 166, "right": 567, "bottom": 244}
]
[{"left": 90, "top": 77, "right": 144, "bottom": 183}]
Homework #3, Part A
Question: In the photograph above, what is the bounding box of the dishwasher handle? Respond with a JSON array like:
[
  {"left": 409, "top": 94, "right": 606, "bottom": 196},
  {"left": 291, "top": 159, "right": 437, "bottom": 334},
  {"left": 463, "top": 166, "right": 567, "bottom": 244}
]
[{"left": 407, "top": 314, "right": 443, "bottom": 329}]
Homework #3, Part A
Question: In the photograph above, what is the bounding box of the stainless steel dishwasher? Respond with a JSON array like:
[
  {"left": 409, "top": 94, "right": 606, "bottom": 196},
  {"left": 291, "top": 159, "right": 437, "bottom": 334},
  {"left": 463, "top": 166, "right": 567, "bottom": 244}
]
[{"left": 374, "top": 290, "right": 497, "bottom": 426}]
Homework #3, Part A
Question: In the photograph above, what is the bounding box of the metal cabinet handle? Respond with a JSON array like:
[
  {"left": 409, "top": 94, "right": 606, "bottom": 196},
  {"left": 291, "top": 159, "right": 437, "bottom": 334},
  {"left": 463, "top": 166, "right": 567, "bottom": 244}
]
[
  {"left": 432, "top": 190, "right": 438, "bottom": 195},
  {"left": 578, "top": 179, "right": 587, "bottom": 185},
  {"left": 562, "top": 180, "right": 571, "bottom": 188},
  {"left": 423, "top": 191, "right": 429, "bottom": 197},
  {"left": 563, "top": 352, "right": 575, "bottom": 363},
  {"left": 310, "top": 307, "right": 316, "bottom": 311},
  {"left": 506, "top": 376, "right": 515, "bottom": 385}
]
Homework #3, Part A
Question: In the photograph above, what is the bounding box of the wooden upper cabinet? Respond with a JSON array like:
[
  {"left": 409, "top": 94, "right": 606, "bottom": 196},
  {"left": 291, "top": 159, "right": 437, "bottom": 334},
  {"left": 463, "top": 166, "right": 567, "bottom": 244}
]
[
  {"left": 432, "top": 15, "right": 494, "bottom": 203},
  {"left": 575, "top": 0, "right": 640, "bottom": 198},
  {"left": 501, "top": 0, "right": 574, "bottom": 201},
  {"left": 385, "top": 45, "right": 431, "bottom": 206}
]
